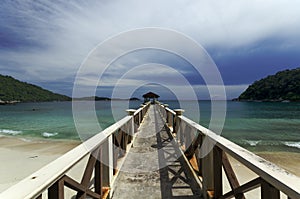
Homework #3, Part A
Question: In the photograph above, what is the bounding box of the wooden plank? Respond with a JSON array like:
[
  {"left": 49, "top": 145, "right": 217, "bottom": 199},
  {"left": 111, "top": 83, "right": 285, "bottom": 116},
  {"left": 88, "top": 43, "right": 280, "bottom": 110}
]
[
  {"left": 184, "top": 132, "right": 202, "bottom": 160},
  {"left": 119, "top": 127, "right": 124, "bottom": 149},
  {"left": 48, "top": 179, "right": 64, "bottom": 199},
  {"left": 35, "top": 194, "right": 42, "bottom": 199},
  {"left": 201, "top": 136, "right": 214, "bottom": 199},
  {"left": 213, "top": 147, "right": 223, "bottom": 198},
  {"left": 122, "top": 131, "right": 128, "bottom": 150},
  {"left": 261, "top": 180, "right": 280, "bottom": 199},
  {"left": 113, "top": 146, "right": 119, "bottom": 175},
  {"left": 129, "top": 117, "right": 134, "bottom": 141},
  {"left": 179, "top": 115, "right": 300, "bottom": 199},
  {"left": 196, "top": 132, "right": 203, "bottom": 176},
  {"left": 63, "top": 175, "right": 100, "bottom": 199},
  {"left": 100, "top": 136, "right": 113, "bottom": 190},
  {"left": 102, "top": 187, "right": 110, "bottom": 199},
  {"left": 63, "top": 175, "right": 85, "bottom": 192},
  {"left": 80, "top": 152, "right": 98, "bottom": 187},
  {"left": 189, "top": 154, "right": 199, "bottom": 173},
  {"left": 221, "top": 177, "right": 262, "bottom": 199},
  {"left": 95, "top": 148, "right": 103, "bottom": 197},
  {"left": 185, "top": 125, "right": 192, "bottom": 148},
  {"left": 114, "top": 130, "right": 122, "bottom": 147},
  {"left": 179, "top": 119, "right": 184, "bottom": 145},
  {"left": 222, "top": 153, "right": 245, "bottom": 199}
]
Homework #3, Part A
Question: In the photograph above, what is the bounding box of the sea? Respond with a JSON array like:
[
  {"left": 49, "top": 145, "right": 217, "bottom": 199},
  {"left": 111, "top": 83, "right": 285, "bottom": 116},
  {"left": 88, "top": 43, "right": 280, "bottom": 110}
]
[{"left": 0, "top": 100, "right": 300, "bottom": 153}]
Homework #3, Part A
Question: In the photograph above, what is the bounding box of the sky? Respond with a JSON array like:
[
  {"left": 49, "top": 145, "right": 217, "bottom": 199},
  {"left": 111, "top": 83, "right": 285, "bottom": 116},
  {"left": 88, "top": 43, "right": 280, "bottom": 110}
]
[{"left": 1, "top": 0, "right": 300, "bottom": 100}]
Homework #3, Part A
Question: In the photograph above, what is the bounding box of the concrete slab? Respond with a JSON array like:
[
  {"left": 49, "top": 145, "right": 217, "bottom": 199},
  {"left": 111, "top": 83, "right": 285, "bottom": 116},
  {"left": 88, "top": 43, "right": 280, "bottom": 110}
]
[{"left": 112, "top": 105, "right": 203, "bottom": 199}]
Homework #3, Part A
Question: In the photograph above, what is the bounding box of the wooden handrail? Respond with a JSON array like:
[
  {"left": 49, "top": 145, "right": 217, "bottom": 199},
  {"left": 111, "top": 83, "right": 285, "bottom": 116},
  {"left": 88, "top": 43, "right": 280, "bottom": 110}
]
[
  {"left": 156, "top": 103, "right": 300, "bottom": 199},
  {"left": 179, "top": 115, "right": 300, "bottom": 198},
  {"left": 0, "top": 116, "right": 131, "bottom": 199},
  {"left": 0, "top": 102, "right": 150, "bottom": 199}
]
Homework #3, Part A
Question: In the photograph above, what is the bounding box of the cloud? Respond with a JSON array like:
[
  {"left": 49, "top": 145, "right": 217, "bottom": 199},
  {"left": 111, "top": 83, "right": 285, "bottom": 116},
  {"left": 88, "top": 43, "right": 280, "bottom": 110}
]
[{"left": 0, "top": 0, "right": 300, "bottom": 97}]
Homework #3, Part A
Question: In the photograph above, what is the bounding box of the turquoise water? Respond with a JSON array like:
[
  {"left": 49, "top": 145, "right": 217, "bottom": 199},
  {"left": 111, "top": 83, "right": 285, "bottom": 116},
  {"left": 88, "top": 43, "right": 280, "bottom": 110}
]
[
  {"left": 0, "top": 101, "right": 140, "bottom": 140},
  {"left": 0, "top": 100, "right": 300, "bottom": 152},
  {"left": 164, "top": 100, "right": 300, "bottom": 152}
]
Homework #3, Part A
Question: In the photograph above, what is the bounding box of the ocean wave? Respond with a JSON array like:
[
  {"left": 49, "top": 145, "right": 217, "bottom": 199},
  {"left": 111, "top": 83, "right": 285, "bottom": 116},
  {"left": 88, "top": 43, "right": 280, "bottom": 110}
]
[
  {"left": 283, "top": 141, "right": 300, "bottom": 149},
  {"left": 0, "top": 129, "right": 22, "bottom": 136},
  {"left": 244, "top": 140, "right": 261, "bottom": 146},
  {"left": 42, "top": 132, "right": 58, "bottom": 138},
  {"left": 19, "top": 138, "right": 33, "bottom": 142},
  {"left": 19, "top": 138, "right": 46, "bottom": 143}
]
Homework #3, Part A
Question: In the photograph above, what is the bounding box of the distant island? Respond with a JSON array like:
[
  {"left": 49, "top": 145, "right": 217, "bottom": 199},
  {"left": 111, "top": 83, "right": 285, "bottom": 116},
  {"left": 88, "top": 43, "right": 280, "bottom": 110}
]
[
  {"left": 74, "top": 96, "right": 140, "bottom": 101},
  {"left": 0, "top": 74, "right": 70, "bottom": 104},
  {"left": 0, "top": 74, "right": 140, "bottom": 104},
  {"left": 236, "top": 68, "right": 300, "bottom": 102}
]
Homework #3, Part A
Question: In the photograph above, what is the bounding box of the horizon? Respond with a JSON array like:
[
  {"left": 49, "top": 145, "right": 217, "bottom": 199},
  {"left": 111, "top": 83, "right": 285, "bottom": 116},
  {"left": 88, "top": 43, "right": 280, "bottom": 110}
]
[{"left": 1, "top": 1, "right": 300, "bottom": 100}]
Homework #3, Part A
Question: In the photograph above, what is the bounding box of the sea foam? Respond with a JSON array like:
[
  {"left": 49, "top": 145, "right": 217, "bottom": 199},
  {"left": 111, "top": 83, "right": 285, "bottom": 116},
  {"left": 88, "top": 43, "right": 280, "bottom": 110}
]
[
  {"left": 42, "top": 132, "right": 58, "bottom": 138},
  {"left": 0, "top": 129, "right": 22, "bottom": 136},
  {"left": 283, "top": 141, "right": 300, "bottom": 149},
  {"left": 245, "top": 140, "right": 261, "bottom": 146}
]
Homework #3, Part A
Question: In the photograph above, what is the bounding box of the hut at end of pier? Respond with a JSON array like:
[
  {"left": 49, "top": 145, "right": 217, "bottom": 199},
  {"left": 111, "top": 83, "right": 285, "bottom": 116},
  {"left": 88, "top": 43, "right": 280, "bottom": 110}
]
[{"left": 142, "top": 92, "right": 160, "bottom": 104}]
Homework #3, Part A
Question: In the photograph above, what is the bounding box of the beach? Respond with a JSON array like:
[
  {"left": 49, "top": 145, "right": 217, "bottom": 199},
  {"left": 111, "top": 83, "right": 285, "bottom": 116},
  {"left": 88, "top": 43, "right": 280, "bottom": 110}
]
[
  {"left": 0, "top": 136, "right": 80, "bottom": 192},
  {"left": 0, "top": 135, "right": 299, "bottom": 197}
]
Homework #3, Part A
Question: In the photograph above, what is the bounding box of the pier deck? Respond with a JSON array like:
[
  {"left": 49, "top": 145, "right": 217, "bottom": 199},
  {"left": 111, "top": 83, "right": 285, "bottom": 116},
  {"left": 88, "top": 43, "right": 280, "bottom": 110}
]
[
  {"left": 112, "top": 105, "right": 202, "bottom": 199},
  {"left": 1, "top": 102, "right": 300, "bottom": 199}
]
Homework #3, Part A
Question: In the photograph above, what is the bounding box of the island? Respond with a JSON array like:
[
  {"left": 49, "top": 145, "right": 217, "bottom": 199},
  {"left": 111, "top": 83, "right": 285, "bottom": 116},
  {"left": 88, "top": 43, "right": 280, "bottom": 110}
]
[
  {"left": 73, "top": 96, "right": 140, "bottom": 101},
  {"left": 236, "top": 68, "right": 300, "bottom": 102},
  {"left": 0, "top": 74, "right": 70, "bottom": 104}
]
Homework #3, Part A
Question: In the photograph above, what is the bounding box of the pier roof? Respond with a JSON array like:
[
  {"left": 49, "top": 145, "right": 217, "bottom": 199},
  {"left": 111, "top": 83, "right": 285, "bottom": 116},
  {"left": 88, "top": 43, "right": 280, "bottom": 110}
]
[{"left": 142, "top": 92, "right": 160, "bottom": 99}]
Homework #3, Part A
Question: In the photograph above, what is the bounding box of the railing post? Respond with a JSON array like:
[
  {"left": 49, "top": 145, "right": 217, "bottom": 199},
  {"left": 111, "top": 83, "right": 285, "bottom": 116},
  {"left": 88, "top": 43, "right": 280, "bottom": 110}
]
[
  {"left": 213, "top": 147, "right": 223, "bottom": 198},
  {"left": 174, "top": 109, "right": 184, "bottom": 132},
  {"left": 101, "top": 135, "right": 113, "bottom": 196},
  {"left": 201, "top": 136, "right": 214, "bottom": 199},
  {"left": 48, "top": 179, "right": 64, "bottom": 199},
  {"left": 126, "top": 109, "right": 136, "bottom": 116},
  {"left": 261, "top": 180, "right": 280, "bottom": 199},
  {"left": 185, "top": 125, "right": 192, "bottom": 150},
  {"left": 139, "top": 104, "right": 144, "bottom": 124},
  {"left": 95, "top": 148, "right": 103, "bottom": 198},
  {"left": 197, "top": 132, "right": 203, "bottom": 176},
  {"left": 126, "top": 109, "right": 136, "bottom": 137},
  {"left": 36, "top": 194, "right": 42, "bottom": 199},
  {"left": 163, "top": 104, "right": 168, "bottom": 119},
  {"left": 128, "top": 117, "right": 134, "bottom": 143},
  {"left": 174, "top": 109, "right": 184, "bottom": 144},
  {"left": 166, "top": 110, "right": 172, "bottom": 129}
]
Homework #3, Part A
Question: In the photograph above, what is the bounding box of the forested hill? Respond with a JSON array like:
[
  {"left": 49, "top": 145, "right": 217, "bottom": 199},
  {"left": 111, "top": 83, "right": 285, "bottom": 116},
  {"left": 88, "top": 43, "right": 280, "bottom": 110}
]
[
  {"left": 238, "top": 68, "right": 300, "bottom": 101},
  {"left": 0, "top": 74, "right": 70, "bottom": 102}
]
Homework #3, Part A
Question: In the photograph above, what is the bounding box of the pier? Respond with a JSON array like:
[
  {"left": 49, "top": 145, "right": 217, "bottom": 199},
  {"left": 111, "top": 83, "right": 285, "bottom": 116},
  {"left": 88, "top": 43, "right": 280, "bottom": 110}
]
[{"left": 1, "top": 102, "right": 300, "bottom": 199}]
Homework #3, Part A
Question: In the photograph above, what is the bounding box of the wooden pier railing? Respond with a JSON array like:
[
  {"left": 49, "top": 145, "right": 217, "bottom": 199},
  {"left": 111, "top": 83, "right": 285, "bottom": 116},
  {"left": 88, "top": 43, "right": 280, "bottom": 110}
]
[
  {"left": 156, "top": 102, "right": 300, "bottom": 199},
  {"left": 1, "top": 101, "right": 300, "bottom": 199},
  {"left": 0, "top": 102, "right": 150, "bottom": 199}
]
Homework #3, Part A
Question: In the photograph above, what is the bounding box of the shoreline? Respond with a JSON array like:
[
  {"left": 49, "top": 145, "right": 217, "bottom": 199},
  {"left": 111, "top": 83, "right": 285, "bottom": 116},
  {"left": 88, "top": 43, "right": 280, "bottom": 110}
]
[
  {"left": 0, "top": 136, "right": 80, "bottom": 192},
  {"left": 256, "top": 151, "right": 300, "bottom": 177},
  {"left": 0, "top": 136, "right": 299, "bottom": 194}
]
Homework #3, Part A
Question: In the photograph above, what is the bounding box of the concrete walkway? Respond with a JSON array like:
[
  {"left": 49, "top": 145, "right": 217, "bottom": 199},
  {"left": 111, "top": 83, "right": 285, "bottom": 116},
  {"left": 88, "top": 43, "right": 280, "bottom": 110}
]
[{"left": 112, "top": 105, "right": 203, "bottom": 199}]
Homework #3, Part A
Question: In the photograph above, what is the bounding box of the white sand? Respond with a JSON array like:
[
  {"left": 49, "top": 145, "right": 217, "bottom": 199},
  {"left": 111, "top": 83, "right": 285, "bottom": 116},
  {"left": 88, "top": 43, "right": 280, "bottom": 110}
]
[
  {"left": 0, "top": 136, "right": 299, "bottom": 198},
  {"left": 0, "top": 136, "right": 79, "bottom": 192}
]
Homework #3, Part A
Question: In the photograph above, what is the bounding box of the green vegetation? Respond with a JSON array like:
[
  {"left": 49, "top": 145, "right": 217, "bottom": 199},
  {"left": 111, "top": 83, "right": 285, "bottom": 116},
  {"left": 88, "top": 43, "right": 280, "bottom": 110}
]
[
  {"left": 74, "top": 96, "right": 140, "bottom": 101},
  {"left": 0, "top": 74, "right": 70, "bottom": 102},
  {"left": 238, "top": 68, "right": 300, "bottom": 101}
]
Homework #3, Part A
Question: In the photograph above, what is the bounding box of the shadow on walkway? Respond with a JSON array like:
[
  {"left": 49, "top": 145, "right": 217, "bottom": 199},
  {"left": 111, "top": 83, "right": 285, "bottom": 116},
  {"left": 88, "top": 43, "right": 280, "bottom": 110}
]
[{"left": 153, "top": 106, "right": 203, "bottom": 199}]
